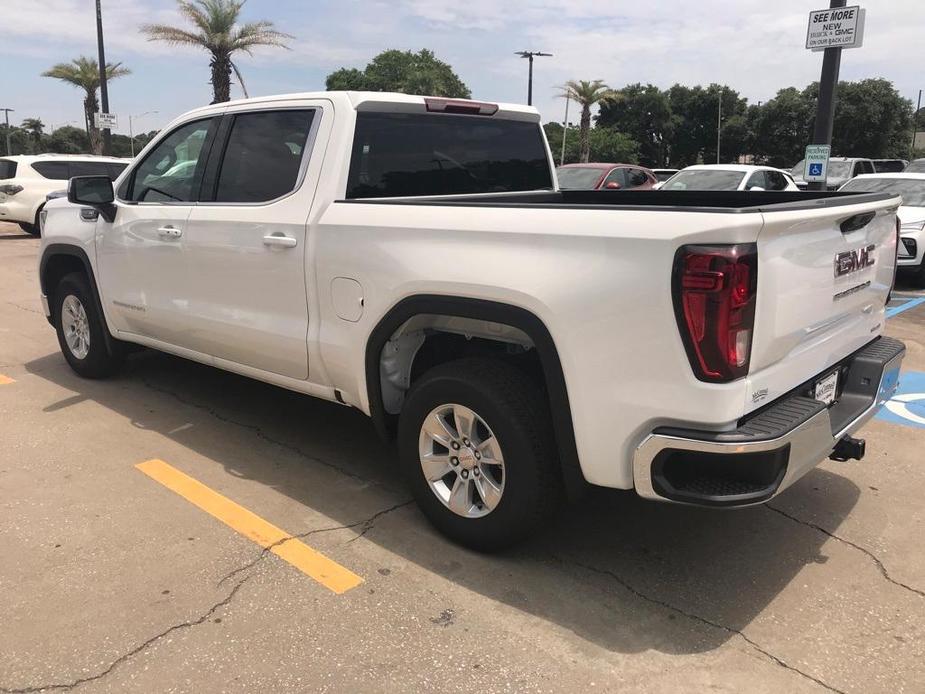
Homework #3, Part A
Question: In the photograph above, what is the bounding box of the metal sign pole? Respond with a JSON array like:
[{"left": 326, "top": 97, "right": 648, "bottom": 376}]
[
  {"left": 807, "top": 0, "right": 847, "bottom": 191},
  {"left": 96, "top": 0, "right": 112, "bottom": 156}
]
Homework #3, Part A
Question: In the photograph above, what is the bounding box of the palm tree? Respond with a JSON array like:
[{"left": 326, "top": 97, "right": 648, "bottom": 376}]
[
  {"left": 559, "top": 80, "right": 618, "bottom": 163},
  {"left": 42, "top": 57, "right": 130, "bottom": 154},
  {"left": 21, "top": 118, "right": 44, "bottom": 145},
  {"left": 141, "top": 0, "right": 293, "bottom": 104}
]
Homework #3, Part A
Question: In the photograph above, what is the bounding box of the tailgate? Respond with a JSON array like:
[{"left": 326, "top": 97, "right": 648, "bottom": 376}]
[{"left": 745, "top": 195, "right": 901, "bottom": 414}]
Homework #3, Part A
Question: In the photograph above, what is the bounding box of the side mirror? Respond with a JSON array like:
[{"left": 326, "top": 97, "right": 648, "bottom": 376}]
[
  {"left": 67, "top": 176, "right": 116, "bottom": 223},
  {"left": 604, "top": 181, "right": 622, "bottom": 190}
]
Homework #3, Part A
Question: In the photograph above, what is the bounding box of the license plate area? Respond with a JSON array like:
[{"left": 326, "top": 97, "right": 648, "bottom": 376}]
[{"left": 814, "top": 370, "right": 839, "bottom": 406}]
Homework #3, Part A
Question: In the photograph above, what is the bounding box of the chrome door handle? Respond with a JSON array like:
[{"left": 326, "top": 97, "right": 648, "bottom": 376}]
[
  {"left": 263, "top": 233, "right": 297, "bottom": 248},
  {"left": 157, "top": 226, "right": 182, "bottom": 238}
]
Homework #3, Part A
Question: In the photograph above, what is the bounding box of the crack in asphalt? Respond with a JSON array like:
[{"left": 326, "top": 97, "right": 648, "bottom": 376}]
[
  {"left": 767, "top": 505, "right": 925, "bottom": 599},
  {"left": 547, "top": 555, "right": 845, "bottom": 694},
  {"left": 0, "top": 576, "right": 252, "bottom": 693},
  {"left": 217, "top": 499, "right": 414, "bottom": 587},
  {"left": 138, "top": 376, "right": 397, "bottom": 489},
  {"left": 5, "top": 301, "right": 42, "bottom": 315}
]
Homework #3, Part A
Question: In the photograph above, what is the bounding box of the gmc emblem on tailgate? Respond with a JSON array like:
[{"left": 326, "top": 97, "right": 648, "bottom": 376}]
[{"left": 834, "top": 244, "right": 875, "bottom": 278}]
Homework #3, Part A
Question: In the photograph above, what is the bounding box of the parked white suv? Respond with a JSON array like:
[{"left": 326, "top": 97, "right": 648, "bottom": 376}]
[
  {"left": 0, "top": 154, "right": 128, "bottom": 235},
  {"left": 38, "top": 92, "right": 904, "bottom": 549}
]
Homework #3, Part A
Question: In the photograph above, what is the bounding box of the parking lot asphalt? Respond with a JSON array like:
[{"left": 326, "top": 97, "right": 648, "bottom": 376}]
[{"left": 1, "top": 221, "right": 924, "bottom": 693}]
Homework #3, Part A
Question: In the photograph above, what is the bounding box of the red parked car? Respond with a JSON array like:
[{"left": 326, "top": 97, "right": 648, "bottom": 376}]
[{"left": 556, "top": 163, "right": 658, "bottom": 191}]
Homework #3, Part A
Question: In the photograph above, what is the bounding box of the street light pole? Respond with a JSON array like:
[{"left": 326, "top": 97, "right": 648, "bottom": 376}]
[
  {"left": 514, "top": 51, "right": 552, "bottom": 106},
  {"left": 560, "top": 94, "right": 570, "bottom": 166},
  {"left": 95, "top": 0, "right": 112, "bottom": 156},
  {"left": 717, "top": 90, "right": 723, "bottom": 164},
  {"left": 807, "top": 0, "right": 847, "bottom": 191},
  {"left": 1, "top": 108, "right": 13, "bottom": 155}
]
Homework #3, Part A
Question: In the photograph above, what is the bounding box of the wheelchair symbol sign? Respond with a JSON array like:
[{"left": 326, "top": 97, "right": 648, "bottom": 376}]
[
  {"left": 877, "top": 372, "right": 925, "bottom": 429},
  {"left": 809, "top": 163, "right": 824, "bottom": 177}
]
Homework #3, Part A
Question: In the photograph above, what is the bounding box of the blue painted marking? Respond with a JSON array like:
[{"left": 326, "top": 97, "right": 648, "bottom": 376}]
[
  {"left": 886, "top": 296, "right": 925, "bottom": 319},
  {"left": 876, "top": 371, "right": 925, "bottom": 429},
  {"left": 808, "top": 163, "right": 823, "bottom": 176}
]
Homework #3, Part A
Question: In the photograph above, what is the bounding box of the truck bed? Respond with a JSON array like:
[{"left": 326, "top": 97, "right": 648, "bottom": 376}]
[{"left": 340, "top": 189, "right": 896, "bottom": 213}]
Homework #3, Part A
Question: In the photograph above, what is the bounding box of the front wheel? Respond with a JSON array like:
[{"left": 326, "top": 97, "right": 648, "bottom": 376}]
[
  {"left": 53, "top": 272, "right": 123, "bottom": 378},
  {"left": 398, "top": 358, "right": 562, "bottom": 551}
]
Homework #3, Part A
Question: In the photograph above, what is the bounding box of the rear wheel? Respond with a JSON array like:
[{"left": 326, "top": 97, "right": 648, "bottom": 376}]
[
  {"left": 53, "top": 272, "right": 123, "bottom": 378},
  {"left": 398, "top": 358, "right": 562, "bottom": 551},
  {"left": 19, "top": 222, "right": 39, "bottom": 236}
]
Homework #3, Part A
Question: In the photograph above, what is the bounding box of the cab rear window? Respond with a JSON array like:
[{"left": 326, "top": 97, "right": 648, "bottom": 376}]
[
  {"left": 0, "top": 159, "right": 16, "bottom": 179},
  {"left": 346, "top": 112, "right": 552, "bottom": 199}
]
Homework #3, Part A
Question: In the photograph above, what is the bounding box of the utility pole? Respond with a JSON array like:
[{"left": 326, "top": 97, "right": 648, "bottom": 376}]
[
  {"left": 1, "top": 108, "right": 12, "bottom": 155},
  {"left": 95, "top": 0, "right": 111, "bottom": 155},
  {"left": 912, "top": 89, "right": 922, "bottom": 160},
  {"left": 807, "top": 0, "right": 847, "bottom": 191},
  {"left": 717, "top": 90, "right": 723, "bottom": 164},
  {"left": 515, "top": 51, "right": 552, "bottom": 106},
  {"left": 560, "top": 94, "right": 569, "bottom": 166}
]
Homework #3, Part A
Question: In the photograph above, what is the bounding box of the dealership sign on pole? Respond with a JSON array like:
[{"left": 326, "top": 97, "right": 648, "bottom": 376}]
[
  {"left": 806, "top": 5, "right": 865, "bottom": 51},
  {"left": 94, "top": 112, "right": 117, "bottom": 129}
]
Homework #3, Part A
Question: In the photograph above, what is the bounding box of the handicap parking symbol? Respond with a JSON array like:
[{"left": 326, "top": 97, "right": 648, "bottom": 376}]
[
  {"left": 808, "top": 163, "right": 824, "bottom": 177},
  {"left": 877, "top": 371, "right": 925, "bottom": 429}
]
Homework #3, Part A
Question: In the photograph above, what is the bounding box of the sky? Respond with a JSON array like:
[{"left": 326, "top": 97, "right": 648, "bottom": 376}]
[{"left": 2, "top": 0, "right": 923, "bottom": 136}]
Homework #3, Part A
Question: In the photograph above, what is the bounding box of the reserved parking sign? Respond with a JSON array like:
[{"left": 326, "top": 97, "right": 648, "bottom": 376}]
[{"left": 804, "top": 144, "right": 831, "bottom": 183}]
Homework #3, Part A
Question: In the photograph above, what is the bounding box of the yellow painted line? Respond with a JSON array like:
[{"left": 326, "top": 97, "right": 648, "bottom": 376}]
[
  {"left": 0, "top": 374, "right": 15, "bottom": 385},
  {"left": 136, "top": 459, "right": 363, "bottom": 594}
]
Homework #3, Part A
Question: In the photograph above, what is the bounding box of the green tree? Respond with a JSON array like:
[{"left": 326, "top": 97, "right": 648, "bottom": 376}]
[
  {"left": 596, "top": 83, "right": 672, "bottom": 167},
  {"left": 42, "top": 57, "right": 130, "bottom": 154},
  {"left": 21, "top": 118, "right": 44, "bottom": 149},
  {"left": 141, "top": 0, "right": 292, "bottom": 104},
  {"left": 749, "top": 87, "right": 815, "bottom": 167},
  {"left": 829, "top": 79, "right": 912, "bottom": 158},
  {"left": 325, "top": 49, "right": 470, "bottom": 98},
  {"left": 665, "top": 84, "right": 746, "bottom": 166},
  {"left": 544, "top": 123, "right": 638, "bottom": 166},
  {"left": 559, "top": 80, "right": 618, "bottom": 163},
  {"left": 47, "top": 125, "right": 91, "bottom": 154}
]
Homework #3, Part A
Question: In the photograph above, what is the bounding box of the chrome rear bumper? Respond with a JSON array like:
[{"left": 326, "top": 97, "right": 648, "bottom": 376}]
[{"left": 633, "top": 337, "right": 905, "bottom": 507}]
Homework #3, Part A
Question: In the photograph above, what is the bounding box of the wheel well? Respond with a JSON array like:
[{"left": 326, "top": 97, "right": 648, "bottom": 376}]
[
  {"left": 366, "top": 296, "right": 586, "bottom": 498},
  {"left": 41, "top": 254, "right": 87, "bottom": 305}
]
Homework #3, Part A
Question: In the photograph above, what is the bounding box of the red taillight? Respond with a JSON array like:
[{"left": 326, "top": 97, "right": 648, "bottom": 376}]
[
  {"left": 424, "top": 98, "right": 499, "bottom": 116},
  {"left": 673, "top": 244, "right": 758, "bottom": 382}
]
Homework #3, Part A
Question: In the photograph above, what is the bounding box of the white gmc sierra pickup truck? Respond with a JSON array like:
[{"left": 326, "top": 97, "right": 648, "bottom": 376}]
[{"left": 38, "top": 91, "right": 905, "bottom": 550}]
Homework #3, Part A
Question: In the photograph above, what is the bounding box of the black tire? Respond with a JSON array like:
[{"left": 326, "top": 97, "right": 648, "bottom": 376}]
[
  {"left": 912, "top": 263, "right": 925, "bottom": 289},
  {"left": 19, "top": 222, "right": 39, "bottom": 236},
  {"left": 52, "top": 272, "right": 123, "bottom": 378},
  {"left": 398, "top": 358, "right": 562, "bottom": 551}
]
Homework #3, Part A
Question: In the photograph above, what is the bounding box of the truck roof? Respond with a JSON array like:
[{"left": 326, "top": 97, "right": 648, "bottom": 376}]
[{"left": 180, "top": 91, "right": 540, "bottom": 123}]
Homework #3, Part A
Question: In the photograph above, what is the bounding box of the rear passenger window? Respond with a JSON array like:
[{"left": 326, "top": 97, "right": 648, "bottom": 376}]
[
  {"left": 627, "top": 168, "right": 649, "bottom": 188},
  {"left": 764, "top": 171, "right": 787, "bottom": 191},
  {"left": 31, "top": 161, "right": 71, "bottom": 180},
  {"left": 746, "top": 171, "right": 767, "bottom": 190},
  {"left": 603, "top": 168, "right": 626, "bottom": 188},
  {"left": 0, "top": 160, "right": 16, "bottom": 179},
  {"left": 70, "top": 161, "right": 118, "bottom": 178},
  {"left": 214, "top": 110, "right": 315, "bottom": 203}
]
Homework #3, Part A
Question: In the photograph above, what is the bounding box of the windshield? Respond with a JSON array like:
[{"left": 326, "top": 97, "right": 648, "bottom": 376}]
[
  {"left": 662, "top": 169, "right": 746, "bottom": 191},
  {"left": 874, "top": 160, "right": 906, "bottom": 173},
  {"left": 827, "top": 161, "right": 854, "bottom": 179},
  {"left": 906, "top": 160, "right": 925, "bottom": 174},
  {"left": 556, "top": 167, "right": 605, "bottom": 190},
  {"left": 346, "top": 112, "right": 553, "bottom": 198},
  {"left": 839, "top": 178, "right": 925, "bottom": 207}
]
